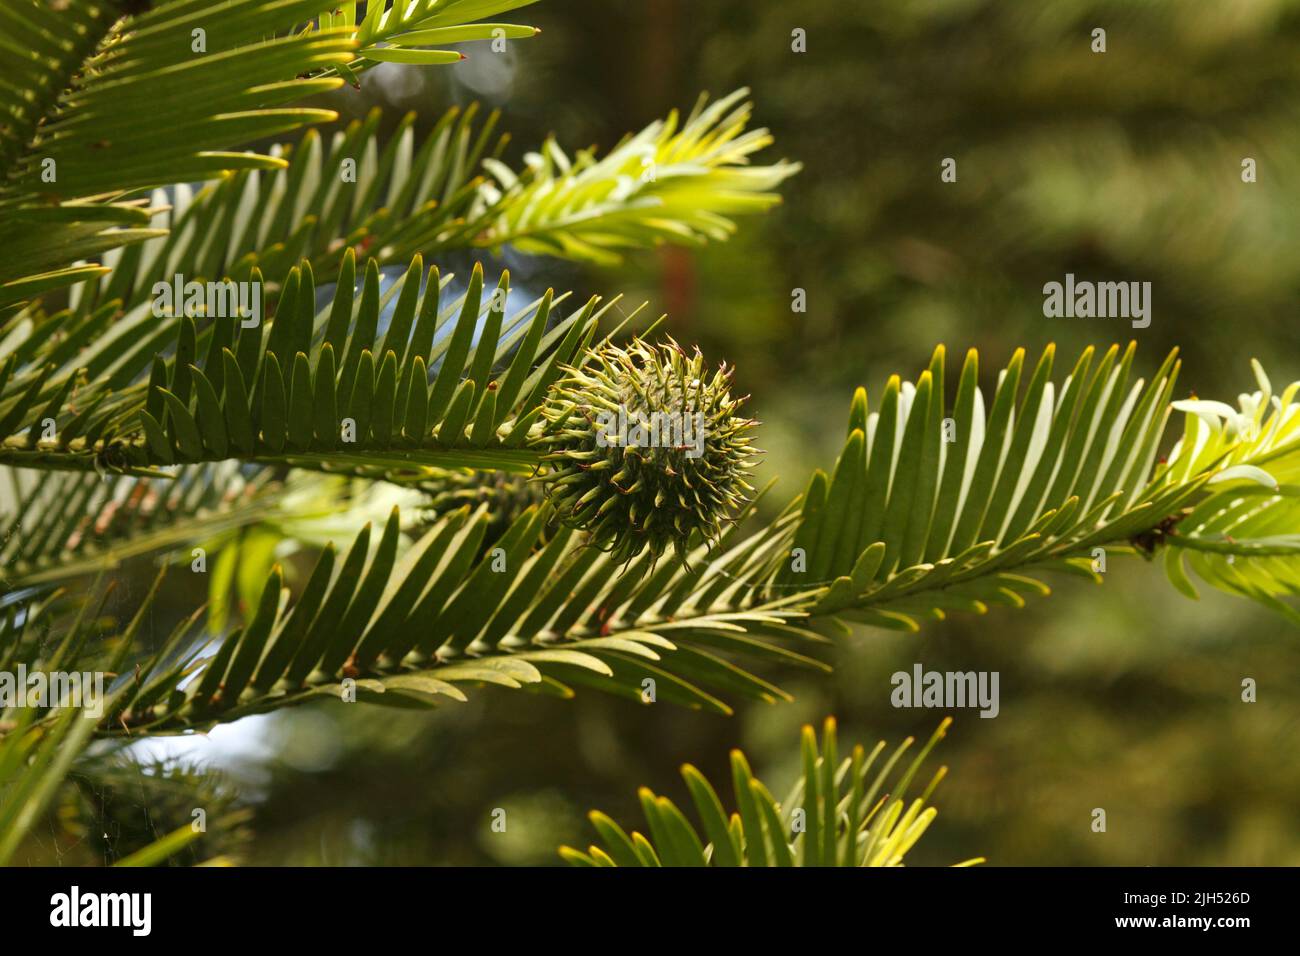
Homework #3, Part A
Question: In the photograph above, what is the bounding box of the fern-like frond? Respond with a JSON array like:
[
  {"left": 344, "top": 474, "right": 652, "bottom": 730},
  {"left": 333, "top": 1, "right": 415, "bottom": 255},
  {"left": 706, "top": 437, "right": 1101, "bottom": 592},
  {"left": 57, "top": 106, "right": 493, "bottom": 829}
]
[
  {"left": 0, "top": 213, "right": 164, "bottom": 316},
  {"left": 1160, "top": 357, "right": 1300, "bottom": 487},
  {"left": 769, "top": 342, "right": 1198, "bottom": 627},
  {"left": 309, "top": 0, "right": 541, "bottom": 81},
  {"left": 561, "top": 717, "right": 982, "bottom": 867},
  {"left": 1164, "top": 491, "right": 1300, "bottom": 624},
  {"left": 0, "top": 1, "right": 538, "bottom": 301},
  {"left": 471, "top": 88, "right": 801, "bottom": 265},
  {"left": 0, "top": 252, "right": 609, "bottom": 478},
  {"left": 752, "top": 344, "right": 1300, "bottom": 633},
  {"left": 0, "top": 487, "right": 823, "bottom": 736},
  {"left": 0, "top": 462, "right": 285, "bottom": 590},
  {"left": 0, "top": 0, "right": 362, "bottom": 288},
  {"left": 68, "top": 105, "right": 507, "bottom": 317},
  {"left": 4, "top": 461, "right": 534, "bottom": 605},
  {"left": 1, "top": 0, "right": 355, "bottom": 204},
  {"left": 63, "top": 89, "right": 796, "bottom": 323},
  {"left": 1159, "top": 360, "right": 1300, "bottom": 622}
]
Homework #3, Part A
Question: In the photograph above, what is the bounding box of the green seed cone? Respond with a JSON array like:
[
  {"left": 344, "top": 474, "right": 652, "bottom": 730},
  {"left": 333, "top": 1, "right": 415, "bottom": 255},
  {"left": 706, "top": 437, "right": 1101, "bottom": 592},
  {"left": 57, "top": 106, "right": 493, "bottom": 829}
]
[{"left": 538, "top": 337, "right": 758, "bottom": 564}]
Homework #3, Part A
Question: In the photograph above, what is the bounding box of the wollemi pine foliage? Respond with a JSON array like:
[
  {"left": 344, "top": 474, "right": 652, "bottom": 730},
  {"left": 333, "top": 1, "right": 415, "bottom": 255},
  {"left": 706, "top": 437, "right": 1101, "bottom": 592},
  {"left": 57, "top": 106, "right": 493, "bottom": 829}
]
[{"left": 0, "top": 0, "right": 1297, "bottom": 866}]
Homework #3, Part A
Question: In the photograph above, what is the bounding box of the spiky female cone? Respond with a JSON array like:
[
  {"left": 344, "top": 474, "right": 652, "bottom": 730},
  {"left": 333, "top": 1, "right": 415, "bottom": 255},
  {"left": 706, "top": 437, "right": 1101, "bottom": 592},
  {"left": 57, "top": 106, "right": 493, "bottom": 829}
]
[{"left": 539, "top": 338, "right": 758, "bottom": 564}]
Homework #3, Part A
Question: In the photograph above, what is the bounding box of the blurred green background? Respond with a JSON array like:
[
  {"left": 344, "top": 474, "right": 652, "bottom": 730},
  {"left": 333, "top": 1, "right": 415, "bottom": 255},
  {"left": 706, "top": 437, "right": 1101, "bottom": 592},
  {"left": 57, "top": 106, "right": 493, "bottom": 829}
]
[{"left": 64, "top": 0, "right": 1300, "bottom": 866}]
